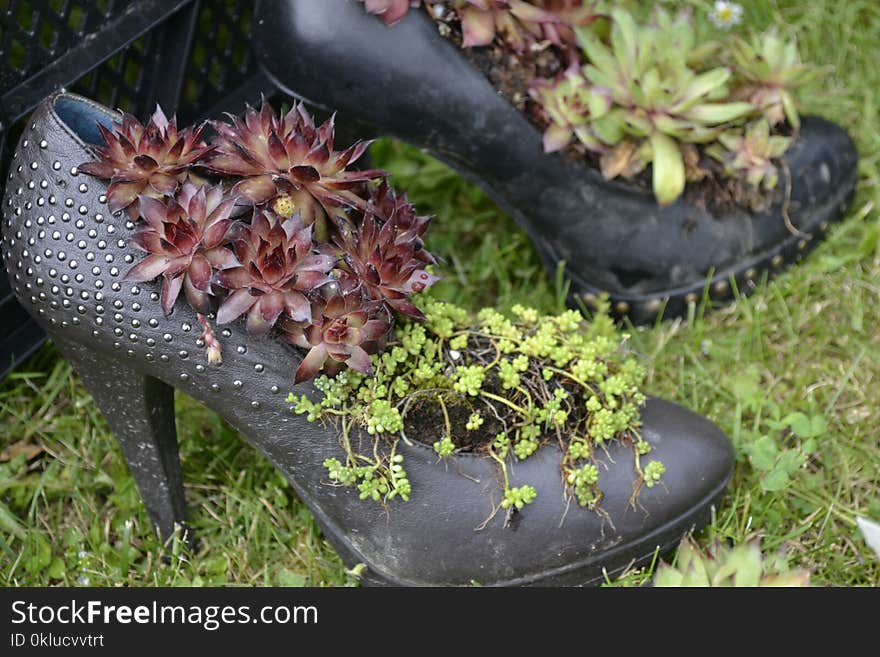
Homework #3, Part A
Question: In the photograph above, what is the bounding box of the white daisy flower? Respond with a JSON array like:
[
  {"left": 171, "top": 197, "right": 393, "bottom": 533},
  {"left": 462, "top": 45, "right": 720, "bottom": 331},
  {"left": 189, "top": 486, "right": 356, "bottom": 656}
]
[{"left": 709, "top": 1, "right": 744, "bottom": 30}]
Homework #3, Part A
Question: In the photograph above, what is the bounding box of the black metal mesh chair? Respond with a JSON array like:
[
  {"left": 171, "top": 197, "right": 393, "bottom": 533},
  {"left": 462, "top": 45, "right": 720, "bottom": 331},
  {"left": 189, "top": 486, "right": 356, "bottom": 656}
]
[{"left": 1, "top": 0, "right": 285, "bottom": 379}]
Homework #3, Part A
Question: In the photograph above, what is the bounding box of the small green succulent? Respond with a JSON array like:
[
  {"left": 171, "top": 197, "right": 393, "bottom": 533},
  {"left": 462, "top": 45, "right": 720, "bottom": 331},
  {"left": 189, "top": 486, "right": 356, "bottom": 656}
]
[
  {"left": 571, "top": 8, "right": 753, "bottom": 205},
  {"left": 654, "top": 536, "right": 811, "bottom": 587},
  {"left": 529, "top": 71, "right": 611, "bottom": 152},
  {"left": 729, "top": 28, "right": 825, "bottom": 129},
  {"left": 708, "top": 118, "right": 792, "bottom": 192}
]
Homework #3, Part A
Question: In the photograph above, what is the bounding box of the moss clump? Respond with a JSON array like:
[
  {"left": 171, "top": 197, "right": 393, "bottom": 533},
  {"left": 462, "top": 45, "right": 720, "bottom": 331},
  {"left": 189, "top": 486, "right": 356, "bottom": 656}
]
[{"left": 288, "top": 296, "right": 661, "bottom": 511}]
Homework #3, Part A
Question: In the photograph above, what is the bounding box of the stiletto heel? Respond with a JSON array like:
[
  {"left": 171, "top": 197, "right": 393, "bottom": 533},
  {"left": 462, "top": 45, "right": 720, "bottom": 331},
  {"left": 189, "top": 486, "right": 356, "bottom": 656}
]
[
  {"left": 2, "top": 91, "right": 735, "bottom": 586},
  {"left": 53, "top": 338, "right": 186, "bottom": 542}
]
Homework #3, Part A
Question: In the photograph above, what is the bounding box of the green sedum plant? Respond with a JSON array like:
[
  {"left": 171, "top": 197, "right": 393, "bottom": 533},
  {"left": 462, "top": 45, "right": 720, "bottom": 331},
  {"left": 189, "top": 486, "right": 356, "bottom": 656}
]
[
  {"left": 654, "top": 536, "right": 811, "bottom": 587},
  {"left": 289, "top": 296, "right": 661, "bottom": 510}
]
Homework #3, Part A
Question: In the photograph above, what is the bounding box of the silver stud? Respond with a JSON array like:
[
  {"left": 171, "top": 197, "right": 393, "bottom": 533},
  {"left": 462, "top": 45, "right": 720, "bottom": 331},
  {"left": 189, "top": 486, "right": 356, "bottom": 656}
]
[
  {"left": 106, "top": 225, "right": 115, "bottom": 235},
  {"left": 57, "top": 251, "right": 66, "bottom": 261},
  {"left": 94, "top": 292, "right": 104, "bottom": 301},
  {"left": 65, "top": 199, "right": 74, "bottom": 208},
  {"left": 148, "top": 318, "right": 159, "bottom": 328},
  {"left": 236, "top": 345, "right": 247, "bottom": 354},
  {"left": 113, "top": 300, "right": 123, "bottom": 309},
  {"left": 70, "top": 166, "right": 79, "bottom": 176},
  {"left": 129, "top": 334, "right": 138, "bottom": 342},
  {"left": 145, "top": 353, "right": 155, "bottom": 362},
  {"left": 146, "top": 338, "right": 156, "bottom": 347},
  {"left": 713, "top": 280, "right": 729, "bottom": 296},
  {"left": 132, "top": 302, "right": 141, "bottom": 312},
  {"left": 195, "top": 338, "right": 205, "bottom": 348},
  {"left": 86, "top": 253, "right": 95, "bottom": 261},
  {"left": 94, "top": 213, "right": 104, "bottom": 223},
  {"left": 60, "top": 274, "right": 69, "bottom": 283},
  {"left": 117, "top": 239, "right": 126, "bottom": 248},
  {"left": 163, "top": 334, "right": 173, "bottom": 342},
  {"left": 614, "top": 301, "right": 630, "bottom": 315},
  {"left": 114, "top": 313, "right": 123, "bottom": 322},
  {"left": 48, "top": 268, "right": 57, "bottom": 278},
  {"left": 195, "top": 364, "right": 205, "bottom": 373},
  {"left": 92, "top": 266, "right": 101, "bottom": 275},
  {"left": 211, "top": 383, "right": 220, "bottom": 392},
  {"left": 180, "top": 373, "right": 189, "bottom": 382},
  {"left": 251, "top": 401, "right": 261, "bottom": 409},
  {"left": 97, "top": 240, "right": 107, "bottom": 249},
  {"left": 92, "top": 330, "right": 100, "bottom": 337},
  {"left": 39, "top": 140, "right": 48, "bottom": 149},
  {"left": 105, "top": 254, "right": 113, "bottom": 263},
  {"left": 77, "top": 240, "right": 86, "bottom": 249},
  {"left": 221, "top": 329, "right": 232, "bottom": 338},
  {"left": 78, "top": 183, "right": 88, "bottom": 193},
  {"left": 109, "top": 267, "right": 119, "bottom": 276},
  {"left": 96, "top": 305, "right": 105, "bottom": 315},
  {"left": 132, "top": 319, "right": 141, "bottom": 328},
  {"left": 159, "top": 354, "right": 169, "bottom": 363},
  {"left": 254, "top": 364, "right": 264, "bottom": 373},
  {"left": 270, "top": 385, "right": 279, "bottom": 394},
  {"left": 131, "top": 286, "right": 140, "bottom": 295},
  {"left": 53, "top": 161, "right": 61, "bottom": 171},
  {"left": 233, "top": 380, "right": 243, "bottom": 388},
  {"left": 179, "top": 350, "right": 189, "bottom": 359},
  {"left": 182, "top": 322, "right": 192, "bottom": 332},
  {"left": 114, "top": 328, "right": 123, "bottom": 336},
  {"left": 76, "top": 274, "right": 84, "bottom": 283},
  {"left": 123, "top": 255, "right": 133, "bottom": 263},
  {"left": 99, "top": 195, "right": 107, "bottom": 204},
  {"left": 68, "top": 260, "right": 77, "bottom": 269}
]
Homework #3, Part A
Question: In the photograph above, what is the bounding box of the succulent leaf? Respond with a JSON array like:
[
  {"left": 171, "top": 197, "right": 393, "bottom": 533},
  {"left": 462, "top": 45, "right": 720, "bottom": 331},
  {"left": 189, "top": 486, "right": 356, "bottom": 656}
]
[
  {"left": 78, "top": 106, "right": 212, "bottom": 215},
  {"left": 654, "top": 536, "right": 811, "bottom": 587}
]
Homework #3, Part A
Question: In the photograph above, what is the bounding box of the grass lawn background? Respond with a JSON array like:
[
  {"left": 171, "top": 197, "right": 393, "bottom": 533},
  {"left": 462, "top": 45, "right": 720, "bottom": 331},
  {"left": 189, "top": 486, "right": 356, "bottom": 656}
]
[{"left": 1, "top": 0, "right": 878, "bottom": 586}]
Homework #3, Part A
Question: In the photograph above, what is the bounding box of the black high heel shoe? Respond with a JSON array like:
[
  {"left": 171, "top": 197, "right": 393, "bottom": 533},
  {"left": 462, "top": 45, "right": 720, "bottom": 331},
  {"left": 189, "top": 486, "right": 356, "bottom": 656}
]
[
  {"left": 252, "top": 0, "right": 858, "bottom": 324},
  {"left": 2, "top": 92, "right": 733, "bottom": 586}
]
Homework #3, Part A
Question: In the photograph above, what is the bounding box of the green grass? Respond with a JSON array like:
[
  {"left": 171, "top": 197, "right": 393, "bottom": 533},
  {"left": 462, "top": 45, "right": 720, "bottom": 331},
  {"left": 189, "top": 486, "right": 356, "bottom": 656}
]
[{"left": 1, "top": 0, "right": 879, "bottom": 586}]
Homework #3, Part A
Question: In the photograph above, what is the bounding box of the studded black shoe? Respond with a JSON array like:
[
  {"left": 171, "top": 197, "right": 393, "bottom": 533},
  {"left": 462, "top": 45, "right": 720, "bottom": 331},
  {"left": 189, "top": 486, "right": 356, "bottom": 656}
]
[
  {"left": 252, "top": 0, "right": 858, "bottom": 324},
  {"left": 1, "top": 92, "right": 734, "bottom": 586}
]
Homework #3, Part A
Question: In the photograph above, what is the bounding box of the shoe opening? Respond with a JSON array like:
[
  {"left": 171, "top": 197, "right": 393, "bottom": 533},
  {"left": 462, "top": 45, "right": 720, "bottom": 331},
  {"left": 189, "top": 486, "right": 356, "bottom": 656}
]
[{"left": 53, "top": 95, "right": 115, "bottom": 146}]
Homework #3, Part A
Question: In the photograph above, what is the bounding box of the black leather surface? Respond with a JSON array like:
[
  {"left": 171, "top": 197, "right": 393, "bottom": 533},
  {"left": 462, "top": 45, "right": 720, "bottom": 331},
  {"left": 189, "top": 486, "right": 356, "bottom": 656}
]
[
  {"left": 2, "top": 92, "right": 735, "bottom": 585},
  {"left": 253, "top": 0, "right": 858, "bottom": 319}
]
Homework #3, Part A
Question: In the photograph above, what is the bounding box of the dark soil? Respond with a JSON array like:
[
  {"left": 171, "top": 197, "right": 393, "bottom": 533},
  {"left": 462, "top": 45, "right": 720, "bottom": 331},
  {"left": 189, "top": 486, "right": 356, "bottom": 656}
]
[
  {"left": 403, "top": 378, "right": 506, "bottom": 453},
  {"left": 429, "top": 11, "right": 780, "bottom": 215}
]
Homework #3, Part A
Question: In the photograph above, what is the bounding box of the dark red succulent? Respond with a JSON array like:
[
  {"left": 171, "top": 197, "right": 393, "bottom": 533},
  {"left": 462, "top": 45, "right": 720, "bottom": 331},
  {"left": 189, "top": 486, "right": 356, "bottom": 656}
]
[
  {"left": 125, "top": 183, "right": 236, "bottom": 315},
  {"left": 78, "top": 106, "right": 212, "bottom": 215},
  {"left": 356, "top": 0, "right": 421, "bottom": 25},
  {"left": 205, "top": 101, "right": 385, "bottom": 231},
  {"left": 281, "top": 292, "right": 391, "bottom": 383},
  {"left": 336, "top": 183, "right": 439, "bottom": 319},
  {"left": 215, "top": 210, "right": 337, "bottom": 335}
]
